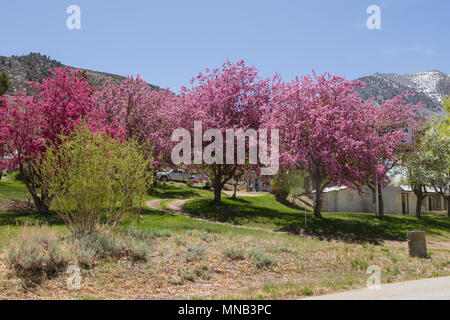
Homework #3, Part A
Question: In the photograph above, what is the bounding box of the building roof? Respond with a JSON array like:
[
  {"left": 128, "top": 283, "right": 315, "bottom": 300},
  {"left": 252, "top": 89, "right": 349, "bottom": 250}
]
[
  {"left": 312, "top": 185, "right": 442, "bottom": 194},
  {"left": 398, "top": 185, "right": 441, "bottom": 193},
  {"left": 311, "top": 186, "right": 348, "bottom": 193}
]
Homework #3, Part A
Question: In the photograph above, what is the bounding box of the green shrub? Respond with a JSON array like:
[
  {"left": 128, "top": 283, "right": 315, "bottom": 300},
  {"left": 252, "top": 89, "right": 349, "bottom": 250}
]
[
  {"left": 37, "top": 123, "right": 152, "bottom": 234},
  {"left": 185, "top": 229, "right": 216, "bottom": 242},
  {"left": 6, "top": 171, "right": 23, "bottom": 182},
  {"left": 280, "top": 246, "right": 299, "bottom": 254},
  {"left": 186, "top": 244, "right": 206, "bottom": 262},
  {"left": 178, "top": 268, "right": 196, "bottom": 282},
  {"left": 125, "top": 227, "right": 172, "bottom": 240},
  {"left": 122, "top": 238, "right": 151, "bottom": 262},
  {"left": 271, "top": 169, "right": 305, "bottom": 200},
  {"left": 301, "top": 286, "right": 313, "bottom": 295},
  {"left": 8, "top": 229, "right": 70, "bottom": 279},
  {"left": 249, "top": 249, "right": 276, "bottom": 268},
  {"left": 174, "top": 237, "right": 187, "bottom": 246},
  {"left": 195, "top": 266, "right": 211, "bottom": 280},
  {"left": 223, "top": 247, "right": 245, "bottom": 260},
  {"left": 66, "top": 232, "right": 150, "bottom": 267},
  {"left": 76, "top": 245, "right": 97, "bottom": 268},
  {"left": 350, "top": 258, "right": 369, "bottom": 271}
]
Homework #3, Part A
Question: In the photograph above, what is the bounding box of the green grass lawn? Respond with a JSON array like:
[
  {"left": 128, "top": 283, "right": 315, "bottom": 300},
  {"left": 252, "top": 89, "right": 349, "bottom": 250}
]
[
  {"left": 183, "top": 195, "right": 450, "bottom": 243},
  {"left": 2, "top": 180, "right": 449, "bottom": 244},
  {"left": 0, "top": 181, "right": 265, "bottom": 249},
  {"left": 0, "top": 181, "right": 36, "bottom": 200},
  {"left": 145, "top": 181, "right": 216, "bottom": 200}
]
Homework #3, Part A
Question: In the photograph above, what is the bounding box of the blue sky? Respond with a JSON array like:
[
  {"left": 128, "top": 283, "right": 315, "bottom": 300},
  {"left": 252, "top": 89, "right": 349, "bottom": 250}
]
[{"left": 1, "top": 0, "right": 449, "bottom": 91}]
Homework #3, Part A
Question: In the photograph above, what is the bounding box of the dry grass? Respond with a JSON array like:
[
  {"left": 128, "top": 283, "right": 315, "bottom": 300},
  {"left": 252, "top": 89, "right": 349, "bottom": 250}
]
[
  {"left": 0, "top": 197, "right": 35, "bottom": 212},
  {"left": 1, "top": 225, "right": 449, "bottom": 300}
]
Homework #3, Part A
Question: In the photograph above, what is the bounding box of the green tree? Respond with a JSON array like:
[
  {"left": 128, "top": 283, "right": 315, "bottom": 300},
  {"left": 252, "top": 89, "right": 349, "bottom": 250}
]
[
  {"left": 421, "top": 124, "right": 450, "bottom": 216},
  {"left": 402, "top": 136, "right": 430, "bottom": 217},
  {"left": 441, "top": 96, "right": 450, "bottom": 136},
  {"left": 231, "top": 171, "right": 245, "bottom": 200},
  {"left": 0, "top": 72, "right": 10, "bottom": 95},
  {"left": 271, "top": 169, "right": 306, "bottom": 201},
  {"left": 37, "top": 123, "right": 152, "bottom": 234}
]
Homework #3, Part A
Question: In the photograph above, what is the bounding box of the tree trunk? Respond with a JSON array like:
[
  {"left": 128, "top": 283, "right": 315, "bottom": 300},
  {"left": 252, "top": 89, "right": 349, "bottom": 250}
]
[
  {"left": 368, "top": 182, "right": 384, "bottom": 219},
  {"left": 19, "top": 164, "right": 50, "bottom": 214},
  {"left": 33, "top": 195, "right": 50, "bottom": 214},
  {"left": 313, "top": 191, "right": 323, "bottom": 218},
  {"left": 213, "top": 182, "right": 223, "bottom": 204},
  {"left": 447, "top": 197, "right": 450, "bottom": 217},
  {"left": 415, "top": 196, "right": 423, "bottom": 217},
  {"left": 413, "top": 186, "right": 425, "bottom": 218},
  {"left": 377, "top": 184, "right": 384, "bottom": 219},
  {"left": 311, "top": 169, "right": 324, "bottom": 218},
  {"left": 232, "top": 180, "right": 238, "bottom": 200}
]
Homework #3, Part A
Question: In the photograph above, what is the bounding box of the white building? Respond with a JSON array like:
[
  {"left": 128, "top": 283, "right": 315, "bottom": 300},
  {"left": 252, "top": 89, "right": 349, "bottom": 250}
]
[{"left": 319, "top": 185, "right": 448, "bottom": 214}]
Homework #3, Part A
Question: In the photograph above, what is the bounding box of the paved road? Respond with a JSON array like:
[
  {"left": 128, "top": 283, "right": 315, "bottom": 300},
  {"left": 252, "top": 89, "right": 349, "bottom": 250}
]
[{"left": 303, "top": 277, "right": 450, "bottom": 300}]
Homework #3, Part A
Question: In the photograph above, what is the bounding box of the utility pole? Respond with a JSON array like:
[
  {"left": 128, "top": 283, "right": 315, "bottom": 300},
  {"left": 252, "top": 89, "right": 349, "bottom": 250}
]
[
  {"left": 375, "top": 176, "right": 380, "bottom": 218},
  {"left": 374, "top": 166, "right": 380, "bottom": 219}
]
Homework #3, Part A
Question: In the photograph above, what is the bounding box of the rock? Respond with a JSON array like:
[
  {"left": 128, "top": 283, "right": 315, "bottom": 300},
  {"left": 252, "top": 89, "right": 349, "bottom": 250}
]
[{"left": 407, "top": 231, "right": 428, "bottom": 258}]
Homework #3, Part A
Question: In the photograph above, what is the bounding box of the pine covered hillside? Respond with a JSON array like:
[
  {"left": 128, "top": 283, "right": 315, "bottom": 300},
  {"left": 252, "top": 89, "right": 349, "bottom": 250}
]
[{"left": 0, "top": 53, "right": 160, "bottom": 94}]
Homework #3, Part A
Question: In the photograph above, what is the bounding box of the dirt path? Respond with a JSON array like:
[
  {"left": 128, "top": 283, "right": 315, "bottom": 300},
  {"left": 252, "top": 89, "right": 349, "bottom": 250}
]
[
  {"left": 166, "top": 199, "right": 190, "bottom": 211},
  {"left": 144, "top": 199, "right": 285, "bottom": 234},
  {"left": 145, "top": 199, "right": 165, "bottom": 210},
  {"left": 145, "top": 199, "right": 450, "bottom": 250},
  {"left": 222, "top": 190, "right": 266, "bottom": 197}
]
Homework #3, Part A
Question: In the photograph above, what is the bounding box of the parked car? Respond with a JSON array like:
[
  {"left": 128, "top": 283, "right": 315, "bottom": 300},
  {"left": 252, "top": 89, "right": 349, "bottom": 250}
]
[
  {"left": 203, "top": 181, "right": 212, "bottom": 189},
  {"left": 156, "top": 169, "right": 198, "bottom": 182}
]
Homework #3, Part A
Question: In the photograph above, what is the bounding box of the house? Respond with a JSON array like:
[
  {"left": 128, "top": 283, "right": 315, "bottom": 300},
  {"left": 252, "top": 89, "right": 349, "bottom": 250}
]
[{"left": 319, "top": 185, "right": 448, "bottom": 214}]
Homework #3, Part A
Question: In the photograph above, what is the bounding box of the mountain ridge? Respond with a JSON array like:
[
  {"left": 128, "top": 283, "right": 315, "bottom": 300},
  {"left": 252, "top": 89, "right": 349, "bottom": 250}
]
[
  {"left": 0, "top": 52, "right": 160, "bottom": 94},
  {"left": 356, "top": 70, "right": 449, "bottom": 117},
  {"left": 0, "top": 53, "right": 447, "bottom": 117}
]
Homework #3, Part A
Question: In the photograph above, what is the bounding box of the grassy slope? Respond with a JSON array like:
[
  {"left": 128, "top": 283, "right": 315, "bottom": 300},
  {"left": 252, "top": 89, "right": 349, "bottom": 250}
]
[
  {"left": 2, "top": 180, "right": 449, "bottom": 243},
  {"left": 0, "top": 181, "right": 34, "bottom": 200},
  {"left": 145, "top": 182, "right": 215, "bottom": 200},
  {"left": 184, "top": 195, "right": 450, "bottom": 242}
]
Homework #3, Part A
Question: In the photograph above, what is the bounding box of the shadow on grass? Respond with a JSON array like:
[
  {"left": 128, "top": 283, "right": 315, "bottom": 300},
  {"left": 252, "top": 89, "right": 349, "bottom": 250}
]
[
  {"left": 183, "top": 198, "right": 450, "bottom": 244},
  {"left": 0, "top": 210, "right": 64, "bottom": 226},
  {"left": 140, "top": 207, "right": 173, "bottom": 217},
  {"left": 148, "top": 183, "right": 212, "bottom": 199},
  {"left": 225, "top": 197, "right": 251, "bottom": 204},
  {"left": 275, "top": 197, "right": 309, "bottom": 212}
]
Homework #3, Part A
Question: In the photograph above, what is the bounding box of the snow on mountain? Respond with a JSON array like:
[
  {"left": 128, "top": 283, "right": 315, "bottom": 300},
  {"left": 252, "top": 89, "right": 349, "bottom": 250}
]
[
  {"left": 356, "top": 70, "right": 449, "bottom": 118},
  {"left": 404, "top": 70, "right": 450, "bottom": 105}
]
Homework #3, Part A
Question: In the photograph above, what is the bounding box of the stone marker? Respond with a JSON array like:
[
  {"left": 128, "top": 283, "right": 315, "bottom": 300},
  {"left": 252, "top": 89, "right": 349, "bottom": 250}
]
[{"left": 407, "top": 231, "right": 427, "bottom": 258}]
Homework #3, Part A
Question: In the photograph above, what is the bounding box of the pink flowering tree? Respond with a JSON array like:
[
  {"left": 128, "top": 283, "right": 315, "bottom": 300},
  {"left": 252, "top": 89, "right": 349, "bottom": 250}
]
[
  {"left": 266, "top": 73, "right": 419, "bottom": 218},
  {"left": 0, "top": 68, "right": 105, "bottom": 213},
  {"left": 93, "top": 76, "right": 177, "bottom": 171},
  {"left": 176, "top": 60, "right": 274, "bottom": 204}
]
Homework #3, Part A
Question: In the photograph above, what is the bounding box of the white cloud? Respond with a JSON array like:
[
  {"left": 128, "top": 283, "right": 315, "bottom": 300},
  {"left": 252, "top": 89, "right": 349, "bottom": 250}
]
[{"left": 383, "top": 45, "right": 435, "bottom": 57}]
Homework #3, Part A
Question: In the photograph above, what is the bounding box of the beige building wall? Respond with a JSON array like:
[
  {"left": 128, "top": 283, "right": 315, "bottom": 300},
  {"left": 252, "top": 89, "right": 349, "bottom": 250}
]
[{"left": 321, "top": 185, "right": 442, "bottom": 214}]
